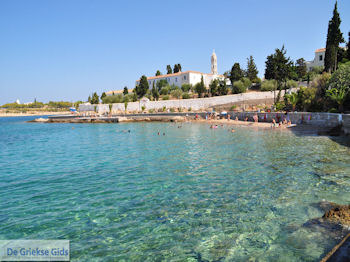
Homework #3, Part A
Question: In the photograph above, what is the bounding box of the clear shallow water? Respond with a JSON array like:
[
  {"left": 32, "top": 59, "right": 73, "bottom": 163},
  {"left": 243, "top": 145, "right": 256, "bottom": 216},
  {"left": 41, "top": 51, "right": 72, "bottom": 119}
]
[{"left": 1, "top": 117, "right": 350, "bottom": 261}]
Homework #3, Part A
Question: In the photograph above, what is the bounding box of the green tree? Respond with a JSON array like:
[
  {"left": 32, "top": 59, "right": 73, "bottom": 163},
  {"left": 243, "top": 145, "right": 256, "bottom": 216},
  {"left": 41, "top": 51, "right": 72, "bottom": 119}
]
[
  {"left": 181, "top": 83, "right": 192, "bottom": 92},
  {"left": 156, "top": 79, "right": 168, "bottom": 92},
  {"left": 173, "top": 64, "right": 182, "bottom": 73},
  {"left": 326, "top": 62, "right": 350, "bottom": 112},
  {"left": 209, "top": 79, "right": 219, "bottom": 96},
  {"left": 136, "top": 75, "right": 149, "bottom": 98},
  {"left": 100, "top": 92, "right": 106, "bottom": 101},
  {"left": 88, "top": 95, "right": 91, "bottom": 103},
  {"left": 194, "top": 76, "right": 206, "bottom": 97},
  {"left": 347, "top": 32, "right": 350, "bottom": 60},
  {"left": 178, "top": 64, "right": 182, "bottom": 72},
  {"left": 264, "top": 46, "right": 293, "bottom": 102},
  {"left": 91, "top": 92, "right": 100, "bottom": 104},
  {"left": 151, "top": 82, "right": 159, "bottom": 100},
  {"left": 326, "top": 87, "right": 348, "bottom": 112},
  {"left": 246, "top": 55, "right": 259, "bottom": 82},
  {"left": 123, "top": 86, "right": 128, "bottom": 95},
  {"left": 218, "top": 79, "right": 228, "bottom": 95},
  {"left": 156, "top": 70, "right": 162, "bottom": 76},
  {"left": 230, "top": 63, "right": 243, "bottom": 84},
  {"left": 324, "top": 1, "right": 344, "bottom": 73},
  {"left": 166, "top": 65, "right": 172, "bottom": 74},
  {"left": 285, "top": 92, "right": 298, "bottom": 111},
  {"left": 232, "top": 80, "right": 246, "bottom": 94},
  {"left": 295, "top": 58, "right": 307, "bottom": 80},
  {"left": 264, "top": 54, "right": 275, "bottom": 80}
]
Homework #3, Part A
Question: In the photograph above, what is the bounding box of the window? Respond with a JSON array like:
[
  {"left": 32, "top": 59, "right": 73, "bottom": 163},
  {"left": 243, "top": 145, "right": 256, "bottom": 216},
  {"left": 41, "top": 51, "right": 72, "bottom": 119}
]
[
  {"left": 175, "top": 77, "right": 177, "bottom": 82},
  {"left": 184, "top": 75, "right": 186, "bottom": 80},
  {"left": 319, "top": 55, "right": 323, "bottom": 61}
]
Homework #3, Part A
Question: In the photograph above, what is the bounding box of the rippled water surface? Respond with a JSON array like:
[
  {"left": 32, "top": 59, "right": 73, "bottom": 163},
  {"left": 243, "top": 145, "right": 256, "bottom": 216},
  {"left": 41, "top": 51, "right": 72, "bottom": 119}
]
[{"left": 1, "top": 116, "right": 350, "bottom": 261}]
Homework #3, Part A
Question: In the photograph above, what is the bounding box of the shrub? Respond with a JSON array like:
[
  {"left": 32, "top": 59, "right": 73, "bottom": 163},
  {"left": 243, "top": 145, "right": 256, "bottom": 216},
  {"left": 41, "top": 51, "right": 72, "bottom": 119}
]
[
  {"left": 149, "top": 108, "right": 155, "bottom": 113},
  {"left": 232, "top": 80, "right": 246, "bottom": 94},
  {"left": 170, "top": 89, "right": 182, "bottom": 99},
  {"left": 170, "top": 108, "right": 175, "bottom": 112},
  {"left": 310, "top": 72, "right": 331, "bottom": 90},
  {"left": 141, "top": 106, "right": 146, "bottom": 111},
  {"left": 160, "top": 86, "right": 170, "bottom": 95},
  {"left": 182, "top": 93, "right": 190, "bottom": 99},
  {"left": 242, "top": 77, "right": 252, "bottom": 89},
  {"left": 162, "top": 95, "right": 169, "bottom": 100},
  {"left": 169, "top": 84, "right": 180, "bottom": 92},
  {"left": 328, "top": 108, "right": 339, "bottom": 113},
  {"left": 188, "top": 107, "right": 192, "bottom": 111},
  {"left": 261, "top": 80, "right": 277, "bottom": 91},
  {"left": 286, "top": 79, "right": 298, "bottom": 89},
  {"left": 181, "top": 83, "right": 192, "bottom": 92},
  {"left": 102, "top": 94, "right": 123, "bottom": 103}
]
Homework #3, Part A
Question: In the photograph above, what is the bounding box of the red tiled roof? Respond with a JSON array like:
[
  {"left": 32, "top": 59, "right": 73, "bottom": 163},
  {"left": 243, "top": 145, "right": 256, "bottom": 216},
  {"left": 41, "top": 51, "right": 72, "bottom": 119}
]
[{"left": 315, "top": 48, "right": 326, "bottom": 53}]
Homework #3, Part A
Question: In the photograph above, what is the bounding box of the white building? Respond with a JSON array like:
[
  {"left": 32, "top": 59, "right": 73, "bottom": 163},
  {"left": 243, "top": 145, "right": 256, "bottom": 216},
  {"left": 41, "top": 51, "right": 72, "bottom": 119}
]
[
  {"left": 306, "top": 48, "right": 325, "bottom": 71},
  {"left": 135, "top": 50, "right": 224, "bottom": 89}
]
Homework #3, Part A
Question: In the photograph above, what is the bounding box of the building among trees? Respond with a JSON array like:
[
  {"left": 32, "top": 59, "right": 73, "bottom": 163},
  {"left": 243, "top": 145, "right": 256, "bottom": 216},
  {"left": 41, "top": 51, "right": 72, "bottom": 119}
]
[
  {"left": 135, "top": 50, "right": 224, "bottom": 89},
  {"left": 306, "top": 48, "right": 326, "bottom": 71}
]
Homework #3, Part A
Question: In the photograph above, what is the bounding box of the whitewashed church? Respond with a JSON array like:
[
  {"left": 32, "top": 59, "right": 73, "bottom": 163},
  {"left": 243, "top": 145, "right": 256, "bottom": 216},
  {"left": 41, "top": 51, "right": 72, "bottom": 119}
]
[{"left": 135, "top": 50, "right": 224, "bottom": 89}]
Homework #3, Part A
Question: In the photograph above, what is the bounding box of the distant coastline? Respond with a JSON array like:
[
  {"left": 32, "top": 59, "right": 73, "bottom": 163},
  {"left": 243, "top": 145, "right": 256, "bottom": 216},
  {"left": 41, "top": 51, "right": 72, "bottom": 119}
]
[{"left": 0, "top": 111, "right": 70, "bottom": 117}]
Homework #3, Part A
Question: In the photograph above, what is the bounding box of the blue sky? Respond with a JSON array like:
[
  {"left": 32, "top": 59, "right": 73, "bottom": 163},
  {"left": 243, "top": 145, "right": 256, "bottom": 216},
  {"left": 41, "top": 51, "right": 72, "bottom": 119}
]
[{"left": 0, "top": 0, "right": 349, "bottom": 104}]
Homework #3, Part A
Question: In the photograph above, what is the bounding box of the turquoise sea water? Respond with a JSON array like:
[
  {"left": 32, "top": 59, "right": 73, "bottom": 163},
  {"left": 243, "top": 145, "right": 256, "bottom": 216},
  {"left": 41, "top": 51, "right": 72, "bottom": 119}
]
[{"left": 1, "top": 116, "right": 350, "bottom": 261}]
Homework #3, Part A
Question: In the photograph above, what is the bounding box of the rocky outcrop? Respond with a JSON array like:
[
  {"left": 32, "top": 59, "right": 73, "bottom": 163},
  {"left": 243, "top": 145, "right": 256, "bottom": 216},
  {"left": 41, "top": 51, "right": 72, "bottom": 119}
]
[{"left": 323, "top": 204, "right": 350, "bottom": 226}]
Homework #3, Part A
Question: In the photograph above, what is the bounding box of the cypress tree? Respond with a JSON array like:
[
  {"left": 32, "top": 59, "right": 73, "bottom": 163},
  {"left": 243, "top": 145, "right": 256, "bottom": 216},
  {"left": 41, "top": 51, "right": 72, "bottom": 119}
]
[
  {"left": 347, "top": 32, "right": 350, "bottom": 60},
  {"left": 324, "top": 1, "right": 344, "bottom": 72},
  {"left": 264, "top": 54, "right": 275, "bottom": 80},
  {"left": 230, "top": 63, "right": 243, "bottom": 84}
]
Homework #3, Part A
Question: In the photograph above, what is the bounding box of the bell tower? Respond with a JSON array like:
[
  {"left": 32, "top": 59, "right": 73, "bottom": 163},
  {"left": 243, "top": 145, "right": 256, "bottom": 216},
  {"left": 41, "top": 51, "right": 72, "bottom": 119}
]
[{"left": 211, "top": 50, "right": 218, "bottom": 75}]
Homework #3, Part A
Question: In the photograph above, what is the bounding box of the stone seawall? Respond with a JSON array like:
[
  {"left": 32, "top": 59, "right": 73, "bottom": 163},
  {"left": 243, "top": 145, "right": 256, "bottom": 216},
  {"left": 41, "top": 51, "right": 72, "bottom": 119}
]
[
  {"left": 78, "top": 89, "right": 296, "bottom": 113},
  {"left": 230, "top": 112, "right": 344, "bottom": 127},
  {"left": 342, "top": 114, "right": 350, "bottom": 135}
]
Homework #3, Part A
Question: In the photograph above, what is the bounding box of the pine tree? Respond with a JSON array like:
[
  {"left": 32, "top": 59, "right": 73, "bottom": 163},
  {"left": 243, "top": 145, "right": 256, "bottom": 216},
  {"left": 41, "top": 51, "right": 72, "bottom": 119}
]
[
  {"left": 246, "top": 55, "right": 259, "bottom": 82},
  {"left": 91, "top": 92, "right": 100, "bottom": 104},
  {"left": 166, "top": 65, "right": 172, "bottom": 74},
  {"left": 100, "top": 92, "right": 106, "bottom": 101},
  {"left": 324, "top": 1, "right": 344, "bottom": 72}
]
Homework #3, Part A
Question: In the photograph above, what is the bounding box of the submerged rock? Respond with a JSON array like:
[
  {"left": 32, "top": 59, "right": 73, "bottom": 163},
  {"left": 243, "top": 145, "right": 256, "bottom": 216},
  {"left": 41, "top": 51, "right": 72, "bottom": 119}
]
[
  {"left": 323, "top": 204, "right": 350, "bottom": 227},
  {"left": 30, "top": 118, "right": 49, "bottom": 122}
]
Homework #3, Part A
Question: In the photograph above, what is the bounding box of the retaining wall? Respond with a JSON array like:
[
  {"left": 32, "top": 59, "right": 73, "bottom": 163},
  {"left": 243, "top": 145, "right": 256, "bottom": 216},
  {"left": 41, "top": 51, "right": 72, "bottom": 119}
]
[
  {"left": 342, "top": 114, "right": 350, "bottom": 135},
  {"left": 79, "top": 89, "right": 295, "bottom": 113},
  {"left": 228, "top": 112, "right": 343, "bottom": 127}
]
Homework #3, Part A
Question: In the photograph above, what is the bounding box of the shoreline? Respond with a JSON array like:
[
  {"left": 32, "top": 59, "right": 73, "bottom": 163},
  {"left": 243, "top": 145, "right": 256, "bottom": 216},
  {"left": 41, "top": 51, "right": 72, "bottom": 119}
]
[
  {"left": 0, "top": 111, "right": 70, "bottom": 117},
  {"left": 28, "top": 114, "right": 336, "bottom": 135}
]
